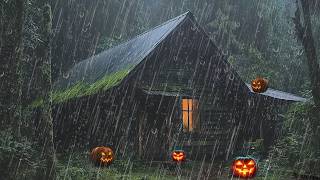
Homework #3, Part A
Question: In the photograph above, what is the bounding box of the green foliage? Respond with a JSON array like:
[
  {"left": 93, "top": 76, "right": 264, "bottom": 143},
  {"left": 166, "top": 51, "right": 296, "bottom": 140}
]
[
  {"left": 229, "top": 45, "right": 278, "bottom": 83},
  {"left": 0, "top": 129, "right": 34, "bottom": 163},
  {"left": 195, "top": 0, "right": 310, "bottom": 93},
  {"left": 30, "top": 97, "right": 44, "bottom": 108},
  {"left": 270, "top": 133, "right": 307, "bottom": 167},
  {"left": 96, "top": 36, "right": 123, "bottom": 54},
  {"left": 266, "top": 102, "right": 320, "bottom": 176},
  {"left": 0, "top": 129, "right": 40, "bottom": 179},
  {"left": 56, "top": 164, "right": 120, "bottom": 180},
  {"left": 294, "top": 159, "right": 320, "bottom": 177},
  {"left": 56, "top": 152, "right": 177, "bottom": 180},
  {"left": 206, "top": 7, "right": 239, "bottom": 51}
]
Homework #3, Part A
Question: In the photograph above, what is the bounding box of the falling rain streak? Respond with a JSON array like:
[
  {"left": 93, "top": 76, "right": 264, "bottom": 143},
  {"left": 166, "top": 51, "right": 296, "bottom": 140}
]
[{"left": 0, "top": 0, "right": 319, "bottom": 179}]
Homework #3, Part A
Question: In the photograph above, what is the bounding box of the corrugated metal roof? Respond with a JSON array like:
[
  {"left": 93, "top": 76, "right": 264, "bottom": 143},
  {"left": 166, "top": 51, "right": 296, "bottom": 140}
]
[
  {"left": 245, "top": 83, "right": 306, "bottom": 102},
  {"left": 54, "top": 12, "right": 191, "bottom": 90}
]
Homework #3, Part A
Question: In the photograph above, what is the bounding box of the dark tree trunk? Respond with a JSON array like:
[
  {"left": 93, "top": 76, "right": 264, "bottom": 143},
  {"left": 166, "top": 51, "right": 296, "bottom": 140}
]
[
  {"left": 293, "top": 0, "right": 320, "bottom": 108},
  {"left": 35, "top": 3, "right": 56, "bottom": 179},
  {"left": 0, "top": 0, "right": 24, "bottom": 137},
  {"left": 293, "top": 0, "right": 320, "bottom": 155}
]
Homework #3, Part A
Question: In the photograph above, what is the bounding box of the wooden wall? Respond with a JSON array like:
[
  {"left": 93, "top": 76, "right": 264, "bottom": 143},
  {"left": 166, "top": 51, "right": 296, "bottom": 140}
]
[
  {"left": 133, "top": 17, "right": 251, "bottom": 161},
  {"left": 51, "top": 81, "right": 143, "bottom": 158}
]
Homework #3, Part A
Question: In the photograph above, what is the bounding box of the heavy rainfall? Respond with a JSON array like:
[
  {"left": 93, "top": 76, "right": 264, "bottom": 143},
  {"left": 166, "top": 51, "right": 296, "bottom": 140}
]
[{"left": 0, "top": 0, "right": 320, "bottom": 179}]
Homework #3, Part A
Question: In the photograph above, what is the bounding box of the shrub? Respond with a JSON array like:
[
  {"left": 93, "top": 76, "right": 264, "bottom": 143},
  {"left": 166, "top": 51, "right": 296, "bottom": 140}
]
[
  {"left": 266, "top": 102, "right": 320, "bottom": 177},
  {"left": 0, "top": 129, "right": 40, "bottom": 179}
]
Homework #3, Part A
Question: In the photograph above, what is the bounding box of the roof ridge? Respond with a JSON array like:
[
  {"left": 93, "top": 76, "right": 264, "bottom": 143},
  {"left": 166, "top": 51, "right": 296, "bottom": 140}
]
[
  {"left": 54, "top": 12, "right": 191, "bottom": 91},
  {"left": 85, "top": 11, "right": 191, "bottom": 61}
]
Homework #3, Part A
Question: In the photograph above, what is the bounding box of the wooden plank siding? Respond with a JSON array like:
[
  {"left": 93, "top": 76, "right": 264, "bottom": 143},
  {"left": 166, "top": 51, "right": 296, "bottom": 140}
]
[{"left": 129, "top": 17, "right": 251, "bottom": 161}]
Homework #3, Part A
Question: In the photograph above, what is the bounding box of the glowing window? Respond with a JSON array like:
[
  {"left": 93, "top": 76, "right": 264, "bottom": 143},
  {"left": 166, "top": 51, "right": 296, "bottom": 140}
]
[{"left": 181, "top": 99, "right": 199, "bottom": 132}]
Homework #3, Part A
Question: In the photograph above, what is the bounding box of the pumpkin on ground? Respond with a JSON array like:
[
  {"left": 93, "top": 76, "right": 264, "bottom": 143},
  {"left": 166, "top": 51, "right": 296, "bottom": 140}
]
[
  {"left": 90, "top": 146, "right": 114, "bottom": 166},
  {"left": 231, "top": 156, "right": 257, "bottom": 178},
  {"left": 171, "top": 150, "right": 186, "bottom": 163}
]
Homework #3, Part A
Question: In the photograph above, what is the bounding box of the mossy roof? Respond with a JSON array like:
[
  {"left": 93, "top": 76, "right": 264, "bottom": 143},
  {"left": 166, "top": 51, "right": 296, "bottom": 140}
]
[
  {"left": 31, "top": 68, "right": 134, "bottom": 107},
  {"left": 49, "top": 11, "right": 305, "bottom": 105},
  {"left": 46, "top": 12, "right": 192, "bottom": 104},
  {"left": 54, "top": 12, "right": 191, "bottom": 91}
]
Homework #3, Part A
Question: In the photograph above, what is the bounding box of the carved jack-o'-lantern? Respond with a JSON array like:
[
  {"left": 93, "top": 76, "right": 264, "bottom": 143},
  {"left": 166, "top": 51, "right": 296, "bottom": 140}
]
[
  {"left": 171, "top": 150, "right": 186, "bottom": 162},
  {"left": 231, "top": 157, "right": 257, "bottom": 178},
  {"left": 251, "top": 77, "right": 268, "bottom": 93},
  {"left": 90, "top": 146, "right": 114, "bottom": 166}
]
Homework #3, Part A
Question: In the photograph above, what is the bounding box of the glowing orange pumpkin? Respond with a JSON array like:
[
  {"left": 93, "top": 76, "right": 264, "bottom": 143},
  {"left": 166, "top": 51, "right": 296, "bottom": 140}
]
[
  {"left": 171, "top": 150, "right": 186, "bottom": 162},
  {"left": 90, "top": 146, "right": 114, "bottom": 166},
  {"left": 231, "top": 157, "right": 257, "bottom": 178},
  {"left": 251, "top": 77, "right": 268, "bottom": 93}
]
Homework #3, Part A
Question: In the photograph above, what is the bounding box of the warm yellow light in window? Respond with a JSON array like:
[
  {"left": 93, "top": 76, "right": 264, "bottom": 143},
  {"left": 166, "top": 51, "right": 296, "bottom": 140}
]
[
  {"left": 183, "top": 111, "right": 190, "bottom": 131},
  {"left": 182, "top": 99, "right": 198, "bottom": 132}
]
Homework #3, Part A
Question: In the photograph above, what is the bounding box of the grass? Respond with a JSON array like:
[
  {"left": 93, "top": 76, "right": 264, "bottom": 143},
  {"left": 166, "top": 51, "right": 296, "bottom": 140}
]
[
  {"left": 2, "top": 150, "right": 294, "bottom": 180},
  {"left": 56, "top": 153, "right": 179, "bottom": 180}
]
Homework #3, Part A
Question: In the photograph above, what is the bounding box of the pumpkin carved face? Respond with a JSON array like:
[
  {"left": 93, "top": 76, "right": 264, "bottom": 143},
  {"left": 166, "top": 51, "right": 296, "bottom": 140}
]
[
  {"left": 231, "top": 157, "right": 257, "bottom": 178},
  {"left": 90, "top": 146, "right": 114, "bottom": 166},
  {"left": 251, "top": 77, "right": 268, "bottom": 93},
  {"left": 171, "top": 150, "right": 186, "bottom": 162}
]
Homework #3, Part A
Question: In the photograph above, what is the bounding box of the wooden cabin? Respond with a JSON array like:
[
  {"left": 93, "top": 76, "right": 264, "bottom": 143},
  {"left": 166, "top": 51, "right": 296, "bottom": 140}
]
[{"left": 52, "top": 12, "right": 306, "bottom": 161}]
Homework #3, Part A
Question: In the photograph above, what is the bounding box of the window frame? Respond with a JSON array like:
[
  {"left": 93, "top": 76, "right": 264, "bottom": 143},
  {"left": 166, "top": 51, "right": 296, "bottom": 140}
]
[{"left": 181, "top": 98, "right": 199, "bottom": 132}]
